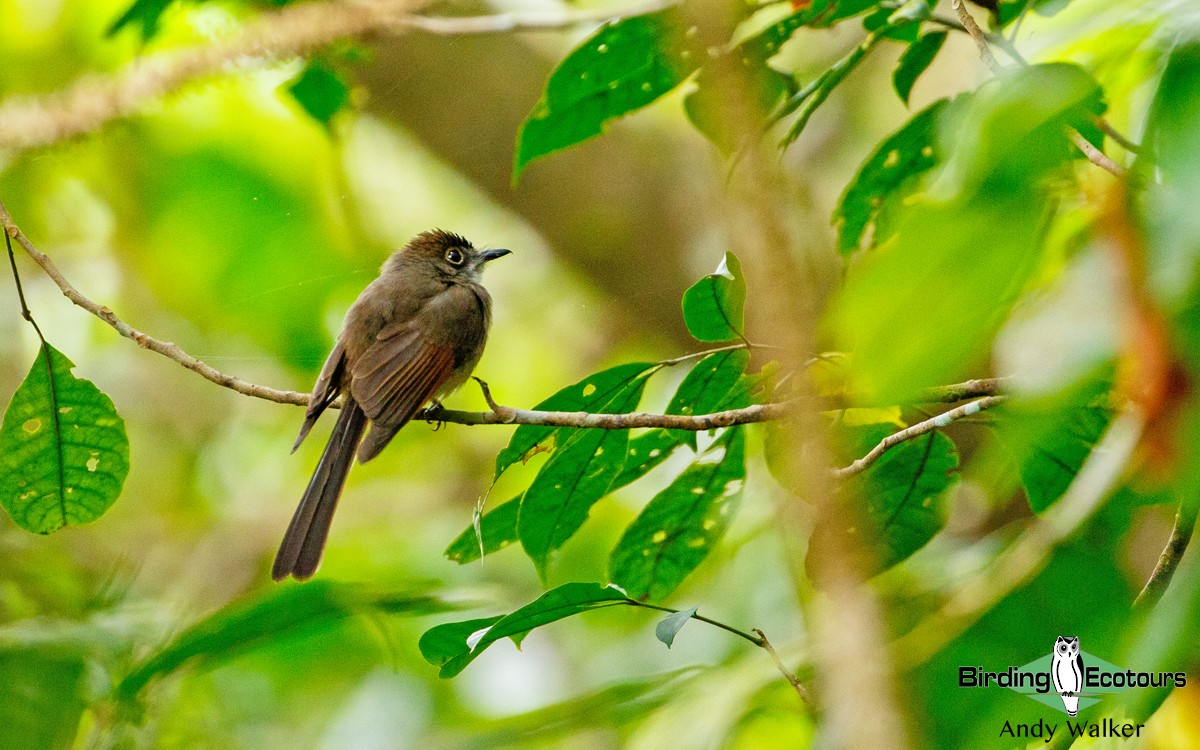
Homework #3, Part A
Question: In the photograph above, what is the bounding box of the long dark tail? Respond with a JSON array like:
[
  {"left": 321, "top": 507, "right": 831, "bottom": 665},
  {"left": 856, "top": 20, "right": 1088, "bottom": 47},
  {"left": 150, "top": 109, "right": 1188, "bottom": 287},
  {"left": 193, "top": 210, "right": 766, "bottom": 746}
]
[{"left": 272, "top": 399, "right": 367, "bottom": 581}]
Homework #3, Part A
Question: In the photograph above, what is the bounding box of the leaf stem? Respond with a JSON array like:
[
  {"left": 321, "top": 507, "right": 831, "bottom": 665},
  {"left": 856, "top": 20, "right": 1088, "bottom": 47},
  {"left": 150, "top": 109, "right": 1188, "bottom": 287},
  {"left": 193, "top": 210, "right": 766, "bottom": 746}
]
[
  {"left": 625, "top": 600, "right": 811, "bottom": 705},
  {"left": 5, "top": 229, "right": 46, "bottom": 343}
]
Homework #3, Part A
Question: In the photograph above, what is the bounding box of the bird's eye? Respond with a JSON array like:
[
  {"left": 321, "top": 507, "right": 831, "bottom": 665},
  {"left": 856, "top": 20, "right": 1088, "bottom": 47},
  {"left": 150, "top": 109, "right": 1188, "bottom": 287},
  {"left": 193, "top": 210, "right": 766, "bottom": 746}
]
[{"left": 445, "top": 248, "right": 465, "bottom": 266}]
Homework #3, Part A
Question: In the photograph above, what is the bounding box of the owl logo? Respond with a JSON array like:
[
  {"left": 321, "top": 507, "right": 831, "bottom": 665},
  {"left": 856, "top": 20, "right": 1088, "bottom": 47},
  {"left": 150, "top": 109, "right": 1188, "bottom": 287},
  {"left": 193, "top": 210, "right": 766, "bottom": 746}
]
[{"left": 1052, "top": 636, "right": 1084, "bottom": 716}]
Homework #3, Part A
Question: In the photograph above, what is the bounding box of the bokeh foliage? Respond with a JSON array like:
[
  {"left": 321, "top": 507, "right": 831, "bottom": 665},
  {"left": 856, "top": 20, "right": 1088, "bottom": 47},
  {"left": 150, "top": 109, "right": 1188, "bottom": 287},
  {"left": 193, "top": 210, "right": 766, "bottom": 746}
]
[{"left": 2, "top": 0, "right": 1200, "bottom": 748}]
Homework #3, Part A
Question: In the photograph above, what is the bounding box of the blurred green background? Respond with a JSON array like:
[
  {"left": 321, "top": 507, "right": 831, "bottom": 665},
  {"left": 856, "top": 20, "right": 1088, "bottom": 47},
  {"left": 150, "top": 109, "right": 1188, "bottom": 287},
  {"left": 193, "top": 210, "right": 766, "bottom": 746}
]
[{"left": 1, "top": 0, "right": 1199, "bottom": 748}]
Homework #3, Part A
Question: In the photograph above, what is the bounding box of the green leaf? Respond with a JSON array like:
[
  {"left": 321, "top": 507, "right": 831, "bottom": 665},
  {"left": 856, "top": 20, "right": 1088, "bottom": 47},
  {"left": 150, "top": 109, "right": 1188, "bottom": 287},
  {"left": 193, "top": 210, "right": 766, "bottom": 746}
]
[
  {"left": 0, "top": 343, "right": 130, "bottom": 534},
  {"left": 682, "top": 11, "right": 808, "bottom": 154},
  {"left": 444, "top": 495, "right": 521, "bottom": 564},
  {"left": 610, "top": 428, "right": 746, "bottom": 601},
  {"left": 106, "top": 0, "right": 177, "bottom": 39},
  {"left": 681, "top": 253, "right": 746, "bottom": 343},
  {"left": 665, "top": 349, "right": 749, "bottom": 449},
  {"left": 990, "top": 386, "right": 1113, "bottom": 513},
  {"left": 833, "top": 98, "right": 947, "bottom": 255},
  {"left": 655, "top": 607, "right": 697, "bottom": 648},
  {"left": 1142, "top": 41, "right": 1200, "bottom": 315},
  {"left": 863, "top": 4, "right": 921, "bottom": 43},
  {"left": 0, "top": 650, "right": 88, "bottom": 750},
  {"left": 286, "top": 60, "right": 350, "bottom": 126},
  {"left": 996, "top": 0, "right": 1073, "bottom": 27},
  {"left": 813, "top": 427, "right": 957, "bottom": 573},
  {"left": 493, "top": 362, "right": 655, "bottom": 482},
  {"left": 778, "top": 28, "right": 890, "bottom": 149},
  {"left": 935, "top": 63, "right": 1105, "bottom": 197},
  {"left": 777, "top": 2, "right": 929, "bottom": 147},
  {"left": 892, "top": 30, "right": 947, "bottom": 105},
  {"left": 1017, "top": 406, "right": 1110, "bottom": 513},
  {"left": 519, "top": 378, "right": 649, "bottom": 577},
  {"left": 417, "top": 616, "right": 505, "bottom": 668},
  {"left": 611, "top": 429, "right": 685, "bottom": 489},
  {"left": 830, "top": 66, "right": 1104, "bottom": 401},
  {"left": 513, "top": 10, "right": 700, "bottom": 182},
  {"left": 420, "top": 583, "right": 631, "bottom": 677},
  {"left": 451, "top": 424, "right": 690, "bottom": 566},
  {"left": 118, "top": 581, "right": 452, "bottom": 700}
]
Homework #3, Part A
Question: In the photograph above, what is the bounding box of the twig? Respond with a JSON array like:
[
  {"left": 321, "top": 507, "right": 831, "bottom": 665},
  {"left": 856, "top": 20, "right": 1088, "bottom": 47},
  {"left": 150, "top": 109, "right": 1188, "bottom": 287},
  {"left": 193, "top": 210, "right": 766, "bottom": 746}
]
[
  {"left": 397, "top": 0, "right": 675, "bottom": 35},
  {"left": 1067, "top": 129, "right": 1129, "bottom": 178},
  {"left": 627, "top": 600, "right": 811, "bottom": 706},
  {"left": 833, "top": 396, "right": 1005, "bottom": 478},
  {"left": 948, "top": 0, "right": 1129, "bottom": 178},
  {"left": 893, "top": 405, "right": 1145, "bottom": 667},
  {"left": 752, "top": 627, "right": 811, "bottom": 705},
  {"left": 1, "top": 200, "right": 311, "bottom": 406},
  {"left": 950, "top": 0, "right": 997, "bottom": 71},
  {"left": 1133, "top": 500, "right": 1198, "bottom": 609},
  {"left": 5, "top": 229, "right": 46, "bottom": 342}
]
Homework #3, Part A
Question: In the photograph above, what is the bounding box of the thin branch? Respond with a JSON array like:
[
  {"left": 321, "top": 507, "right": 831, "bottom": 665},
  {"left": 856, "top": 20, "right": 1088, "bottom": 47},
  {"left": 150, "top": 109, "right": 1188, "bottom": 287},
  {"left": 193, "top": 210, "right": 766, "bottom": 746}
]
[
  {"left": 894, "top": 405, "right": 1145, "bottom": 667},
  {"left": 1133, "top": 500, "right": 1198, "bottom": 609},
  {"left": 950, "top": 0, "right": 998, "bottom": 71},
  {"left": 833, "top": 396, "right": 1005, "bottom": 478},
  {"left": 1067, "top": 128, "right": 1129, "bottom": 178},
  {"left": 397, "top": 0, "right": 675, "bottom": 35},
  {"left": 1, "top": 200, "right": 311, "bottom": 406},
  {"left": 627, "top": 601, "right": 811, "bottom": 706},
  {"left": 947, "top": 0, "right": 1130, "bottom": 178},
  {"left": 752, "top": 627, "right": 811, "bottom": 705}
]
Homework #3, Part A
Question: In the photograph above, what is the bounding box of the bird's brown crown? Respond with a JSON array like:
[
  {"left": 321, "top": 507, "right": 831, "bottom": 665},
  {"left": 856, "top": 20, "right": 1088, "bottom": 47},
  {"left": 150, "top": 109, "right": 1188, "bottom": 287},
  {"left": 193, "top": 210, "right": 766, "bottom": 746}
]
[{"left": 406, "top": 229, "right": 473, "bottom": 257}]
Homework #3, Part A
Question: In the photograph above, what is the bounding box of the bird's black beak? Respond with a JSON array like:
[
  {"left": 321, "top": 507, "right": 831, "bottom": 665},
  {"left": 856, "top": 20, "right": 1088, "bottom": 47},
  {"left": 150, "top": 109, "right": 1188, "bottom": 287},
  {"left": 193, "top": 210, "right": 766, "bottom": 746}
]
[{"left": 480, "top": 248, "right": 511, "bottom": 263}]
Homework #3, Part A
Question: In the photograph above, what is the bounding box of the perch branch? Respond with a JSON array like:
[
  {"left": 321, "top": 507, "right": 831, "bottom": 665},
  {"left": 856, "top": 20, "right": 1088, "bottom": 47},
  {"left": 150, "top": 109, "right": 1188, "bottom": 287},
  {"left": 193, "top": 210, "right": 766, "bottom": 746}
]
[
  {"left": 832, "top": 396, "right": 1005, "bottom": 478},
  {"left": 1, "top": 202, "right": 1002, "bottom": 444}
]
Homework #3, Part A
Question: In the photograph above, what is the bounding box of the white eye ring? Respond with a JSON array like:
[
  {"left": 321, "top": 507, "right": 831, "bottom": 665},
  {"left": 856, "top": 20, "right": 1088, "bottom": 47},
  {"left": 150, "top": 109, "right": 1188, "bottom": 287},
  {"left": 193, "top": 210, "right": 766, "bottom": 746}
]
[{"left": 445, "top": 248, "right": 465, "bottom": 265}]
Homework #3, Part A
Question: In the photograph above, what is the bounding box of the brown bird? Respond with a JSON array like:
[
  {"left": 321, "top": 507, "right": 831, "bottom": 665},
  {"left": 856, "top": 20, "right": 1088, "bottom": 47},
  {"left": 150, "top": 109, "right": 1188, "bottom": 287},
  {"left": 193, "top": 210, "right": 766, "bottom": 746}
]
[{"left": 273, "top": 230, "right": 509, "bottom": 581}]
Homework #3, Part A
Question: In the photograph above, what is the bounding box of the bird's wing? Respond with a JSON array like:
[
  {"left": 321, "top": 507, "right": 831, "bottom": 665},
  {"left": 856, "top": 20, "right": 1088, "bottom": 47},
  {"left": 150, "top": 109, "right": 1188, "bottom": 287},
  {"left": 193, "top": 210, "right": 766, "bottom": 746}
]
[
  {"left": 349, "top": 321, "right": 455, "bottom": 462},
  {"left": 293, "top": 338, "right": 347, "bottom": 452}
]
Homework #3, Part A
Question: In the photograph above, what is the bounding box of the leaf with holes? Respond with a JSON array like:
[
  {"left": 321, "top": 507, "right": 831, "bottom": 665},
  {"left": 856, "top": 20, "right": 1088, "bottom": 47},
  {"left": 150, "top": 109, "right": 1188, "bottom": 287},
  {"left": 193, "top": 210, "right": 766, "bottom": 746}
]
[
  {"left": 0, "top": 343, "right": 129, "bottom": 534},
  {"left": 834, "top": 98, "right": 947, "bottom": 255},
  {"left": 493, "top": 362, "right": 655, "bottom": 482},
  {"left": 664, "top": 349, "right": 749, "bottom": 449},
  {"left": 514, "top": 9, "right": 701, "bottom": 182},
  {"left": 519, "top": 379, "right": 649, "bottom": 578},
  {"left": 610, "top": 427, "right": 746, "bottom": 601},
  {"left": 420, "top": 583, "right": 632, "bottom": 677},
  {"left": 681, "top": 253, "right": 746, "bottom": 343},
  {"left": 449, "top": 427, "right": 683, "bottom": 566},
  {"left": 893, "top": 30, "right": 947, "bottom": 105},
  {"left": 611, "top": 428, "right": 685, "bottom": 489},
  {"left": 810, "top": 426, "right": 957, "bottom": 574}
]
